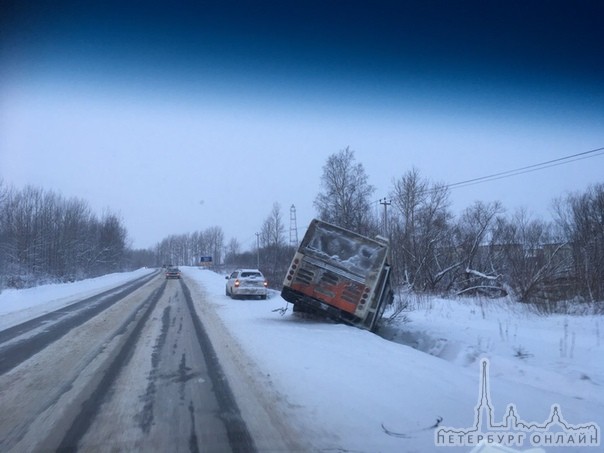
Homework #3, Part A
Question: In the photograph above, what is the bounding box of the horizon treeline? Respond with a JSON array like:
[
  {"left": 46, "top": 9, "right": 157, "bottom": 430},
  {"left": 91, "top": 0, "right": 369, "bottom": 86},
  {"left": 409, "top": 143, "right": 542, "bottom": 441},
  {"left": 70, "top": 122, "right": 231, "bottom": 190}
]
[
  {"left": 2, "top": 149, "right": 603, "bottom": 310},
  {"left": 226, "top": 149, "right": 604, "bottom": 307},
  {"left": 0, "top": 183, "right": 128, "bottom": 289}
]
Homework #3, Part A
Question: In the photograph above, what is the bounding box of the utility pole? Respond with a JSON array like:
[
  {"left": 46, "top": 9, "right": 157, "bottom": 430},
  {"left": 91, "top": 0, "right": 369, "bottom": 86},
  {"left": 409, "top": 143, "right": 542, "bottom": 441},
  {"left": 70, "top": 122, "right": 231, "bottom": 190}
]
[
  {"left": 379, "top": 198, "right": 391, "bottom": 236},
  {"left": 255, "top": 232, "right": 260, "bottom": 269}
]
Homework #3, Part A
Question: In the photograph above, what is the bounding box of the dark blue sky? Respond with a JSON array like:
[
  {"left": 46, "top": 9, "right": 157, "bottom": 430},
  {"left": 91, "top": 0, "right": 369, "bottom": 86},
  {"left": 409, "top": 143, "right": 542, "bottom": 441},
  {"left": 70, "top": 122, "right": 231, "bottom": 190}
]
[
  {"left": 3, "top": 0, "right": 603, "bottom": 103},
  {"left": 2, "top": 1, "right": 603, "bottom": 248}
]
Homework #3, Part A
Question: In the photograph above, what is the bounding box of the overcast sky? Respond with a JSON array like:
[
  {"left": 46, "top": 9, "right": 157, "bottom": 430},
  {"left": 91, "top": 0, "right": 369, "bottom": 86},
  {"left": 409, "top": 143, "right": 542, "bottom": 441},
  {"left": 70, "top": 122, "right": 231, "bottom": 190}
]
[{"left": 1, "top": 1, "right": 603, "bottom": 250}]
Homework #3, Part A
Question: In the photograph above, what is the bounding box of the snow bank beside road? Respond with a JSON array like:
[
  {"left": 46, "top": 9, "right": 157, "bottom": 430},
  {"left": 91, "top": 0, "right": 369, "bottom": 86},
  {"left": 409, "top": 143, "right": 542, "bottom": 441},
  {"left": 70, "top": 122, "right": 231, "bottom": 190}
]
[
  {"left": 0, "top": 268, "right": 155, "bottom": 330},
  {"left": 387, "top": 298, "right": 604, "bottom": 407},
  {"left": 183, "top": 267, "right": 472, "bottom": 451}
]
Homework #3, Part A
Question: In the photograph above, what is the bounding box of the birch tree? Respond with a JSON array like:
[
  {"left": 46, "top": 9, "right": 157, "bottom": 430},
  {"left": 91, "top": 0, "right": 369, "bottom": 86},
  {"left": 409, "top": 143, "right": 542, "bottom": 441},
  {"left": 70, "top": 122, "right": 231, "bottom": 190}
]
[
  {"left": 389, "top": 168, "right": 452, "bottom": 291},
  {"left": 314, "top": 147, "right": 376, "bottom": 235}
]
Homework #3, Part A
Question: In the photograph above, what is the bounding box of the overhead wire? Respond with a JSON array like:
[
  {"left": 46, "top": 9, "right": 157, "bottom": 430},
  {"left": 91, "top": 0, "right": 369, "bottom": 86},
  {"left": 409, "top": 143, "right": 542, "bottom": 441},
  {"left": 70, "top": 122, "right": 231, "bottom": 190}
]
[
  {"left": 444, "top": 147, "right": 604, "bottom": 191},
  {"left": 375, "top": 147, "right": 604, "bottom": 202}
]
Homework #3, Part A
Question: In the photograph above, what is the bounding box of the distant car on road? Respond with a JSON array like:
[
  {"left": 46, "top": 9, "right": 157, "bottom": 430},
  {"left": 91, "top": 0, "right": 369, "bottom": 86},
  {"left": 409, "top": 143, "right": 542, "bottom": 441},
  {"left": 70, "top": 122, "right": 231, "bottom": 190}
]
[
  {"left": 225, "top": 269, "right": 268, "bottom": 299},
  {"left": 165, "top": 267, "right": 181, "bottom": 279}
]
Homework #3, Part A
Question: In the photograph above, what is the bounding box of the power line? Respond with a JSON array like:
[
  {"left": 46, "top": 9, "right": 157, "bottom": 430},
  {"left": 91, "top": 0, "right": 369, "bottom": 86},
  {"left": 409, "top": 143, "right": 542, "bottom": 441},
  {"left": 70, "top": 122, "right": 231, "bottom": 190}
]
[
  {"left": 445, "top": 147, "right": 604, "bottom": 191},
  {"left": 375, "top": 147, "right": 604, "bottom": 204}
]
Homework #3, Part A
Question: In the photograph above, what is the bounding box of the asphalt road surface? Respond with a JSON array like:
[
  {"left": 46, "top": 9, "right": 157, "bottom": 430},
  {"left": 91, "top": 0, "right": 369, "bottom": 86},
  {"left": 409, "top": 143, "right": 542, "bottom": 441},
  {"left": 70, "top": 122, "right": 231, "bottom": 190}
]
[{"left": 0, "top": 273, "right": 256, "bottom": 452}]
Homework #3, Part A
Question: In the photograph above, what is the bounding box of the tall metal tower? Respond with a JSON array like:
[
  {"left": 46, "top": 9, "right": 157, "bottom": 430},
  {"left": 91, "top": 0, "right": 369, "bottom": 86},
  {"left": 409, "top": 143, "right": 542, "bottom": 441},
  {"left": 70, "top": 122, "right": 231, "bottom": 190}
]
[{"left": 289, "top": 204, "right": 299, "bottom": 247}]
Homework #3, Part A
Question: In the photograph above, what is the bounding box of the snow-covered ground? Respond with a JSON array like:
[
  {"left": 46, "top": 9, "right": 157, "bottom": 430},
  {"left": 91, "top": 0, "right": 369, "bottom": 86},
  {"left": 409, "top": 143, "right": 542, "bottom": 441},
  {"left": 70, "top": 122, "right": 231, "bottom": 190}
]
[
  {"left": 181, "top": 268, "right": 602, "bottom": 453},
  {"left": 0, "top": 267, "right": 601, "bottom": 452},
  {"left": 0, "top": 268, "right": 155, "bottom": 330}
]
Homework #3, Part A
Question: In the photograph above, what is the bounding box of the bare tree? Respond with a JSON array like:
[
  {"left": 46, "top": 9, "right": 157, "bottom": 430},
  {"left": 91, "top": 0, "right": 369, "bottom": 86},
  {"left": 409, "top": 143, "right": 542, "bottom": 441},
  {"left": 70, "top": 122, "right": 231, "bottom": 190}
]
[
  {"left": 189, "top": 231, "right": 205, "bottom": 264},
  {"left": 93, "top": 211, "right": 128, "bottom": 275},
  {"left": 555, "top": 183, "right": 604, "bottom": 301},
  {"left": 389, "top": 168, "right": 452, "bottom": 291},
  {"left": 260, "top": 202, "right": 285, "bottom": 248},
  {"left": 314, "top": 147, "right": 376, "bottom": 235},
  {"left": 0, "top": 184, "right": 128, "bottom": 288},
  {"left": 492, "top": 209, "right": 570, "bottom": 302},
  {"left": 453, "top": 201, "right": 504, "bottom": 296},
  {"left": 204, "top": 226, "right": 225, "bottom": 266},
  {"left": 224, "top": 237, "right": 241, "bottom": 265},
  {"left": 154, "top": 226, "right": 224, "bottom": 267},
  {"left": 258, "top": 202, "right": 293, "bottom": 287},
  {"left": 125, "top": 248, "right": 156, "bottom": 269}
]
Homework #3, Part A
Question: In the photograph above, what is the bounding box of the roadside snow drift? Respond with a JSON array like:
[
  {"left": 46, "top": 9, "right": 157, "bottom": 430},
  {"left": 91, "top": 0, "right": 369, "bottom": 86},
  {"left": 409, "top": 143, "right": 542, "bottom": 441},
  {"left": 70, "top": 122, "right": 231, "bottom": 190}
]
[
  {"left": 182, "top": 268, "right": 603, "bottom": 452},
  {"left": 0, "top": 268, "right": 155, "bottom": 330}
]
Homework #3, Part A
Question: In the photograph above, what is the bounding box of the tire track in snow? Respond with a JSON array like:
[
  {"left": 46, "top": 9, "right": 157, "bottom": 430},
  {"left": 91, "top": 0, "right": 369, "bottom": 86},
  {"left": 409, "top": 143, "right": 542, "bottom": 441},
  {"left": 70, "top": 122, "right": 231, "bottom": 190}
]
[
  {"left": 55, "top": 281, "right": 167, "bottom": 451},
  {"left": 180, "top": 278, "right": 257, "bottom": 453},
  {"left": 0, "top": 270, "right": 159, "bottom": 375},
  {"left": 139, "top": 304, "right": 171, "bottom": 433}
]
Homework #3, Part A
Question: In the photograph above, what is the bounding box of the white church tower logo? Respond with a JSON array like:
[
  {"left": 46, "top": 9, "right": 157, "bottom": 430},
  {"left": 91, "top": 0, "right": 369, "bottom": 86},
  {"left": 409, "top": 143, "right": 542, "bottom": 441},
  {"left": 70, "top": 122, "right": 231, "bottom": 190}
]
[{"left": 435, "top": 359, "right": 600, "bottom": 448}]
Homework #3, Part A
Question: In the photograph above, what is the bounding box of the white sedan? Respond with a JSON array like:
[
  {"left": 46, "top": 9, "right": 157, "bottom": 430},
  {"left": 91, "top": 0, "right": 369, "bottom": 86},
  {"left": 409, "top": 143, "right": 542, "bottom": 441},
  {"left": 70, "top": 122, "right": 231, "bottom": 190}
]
[{"left": 225, "top": 269, "right": 268, "bottom": 299}]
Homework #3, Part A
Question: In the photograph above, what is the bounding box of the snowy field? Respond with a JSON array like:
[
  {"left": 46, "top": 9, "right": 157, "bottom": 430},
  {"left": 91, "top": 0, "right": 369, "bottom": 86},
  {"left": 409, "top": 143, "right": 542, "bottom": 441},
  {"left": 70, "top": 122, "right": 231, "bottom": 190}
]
[{"left": 0, "top": 267, "right": 601, "bottom": 452}]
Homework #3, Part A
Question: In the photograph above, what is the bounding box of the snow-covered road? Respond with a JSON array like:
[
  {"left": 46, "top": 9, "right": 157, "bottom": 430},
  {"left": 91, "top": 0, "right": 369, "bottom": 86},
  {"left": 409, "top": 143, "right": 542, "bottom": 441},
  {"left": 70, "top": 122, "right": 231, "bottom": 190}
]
[
  {"left": 0, "top": 273, "right": 257, "bottom": 452},
  {"left": 0, "top": 274, "right": 165, "bottom": 451},
  {"left": 0, "top": 267, "right": 602, "bottom": 452}
]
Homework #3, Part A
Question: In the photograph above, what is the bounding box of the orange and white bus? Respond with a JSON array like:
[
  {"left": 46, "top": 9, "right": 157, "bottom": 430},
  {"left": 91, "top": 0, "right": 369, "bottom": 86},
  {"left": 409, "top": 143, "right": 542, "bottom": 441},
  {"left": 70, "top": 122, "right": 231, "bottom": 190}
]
[{"left": 281, "top": 219, "right": 393, "bottom": 332}]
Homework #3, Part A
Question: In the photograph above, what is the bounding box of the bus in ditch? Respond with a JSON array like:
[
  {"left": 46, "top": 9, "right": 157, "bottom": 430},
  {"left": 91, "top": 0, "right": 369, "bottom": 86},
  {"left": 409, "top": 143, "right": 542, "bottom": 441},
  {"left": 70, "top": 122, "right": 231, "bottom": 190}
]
[{"left": 281, "top": 219, "right": 393, "bottom": 332}]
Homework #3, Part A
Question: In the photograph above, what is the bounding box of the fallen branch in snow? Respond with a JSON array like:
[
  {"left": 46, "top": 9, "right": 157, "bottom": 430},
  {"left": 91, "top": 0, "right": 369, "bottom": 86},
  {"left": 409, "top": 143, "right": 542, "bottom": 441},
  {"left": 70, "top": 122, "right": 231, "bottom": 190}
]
[
  {"left": 272, "top": 305, "right": 289, "bottom": 316},
  {"left": 465, "top": 267, "right": 499, "bottom": 280},
  {"left": 380, "top": 425, "right": 410, "bottom": 438},
  {"left": 381, "top": 416, "right": 443, "bottom": 438},
  {"left": 456, "top": 285, "right": 504, "bottom": 296}
]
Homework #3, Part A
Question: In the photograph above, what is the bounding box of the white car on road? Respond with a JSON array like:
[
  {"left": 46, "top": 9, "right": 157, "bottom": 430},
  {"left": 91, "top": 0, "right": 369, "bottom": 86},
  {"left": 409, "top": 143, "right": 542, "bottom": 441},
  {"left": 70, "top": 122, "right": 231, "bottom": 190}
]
[{"left": 225, "top": 269, "right": 268, "bottom": 299}]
